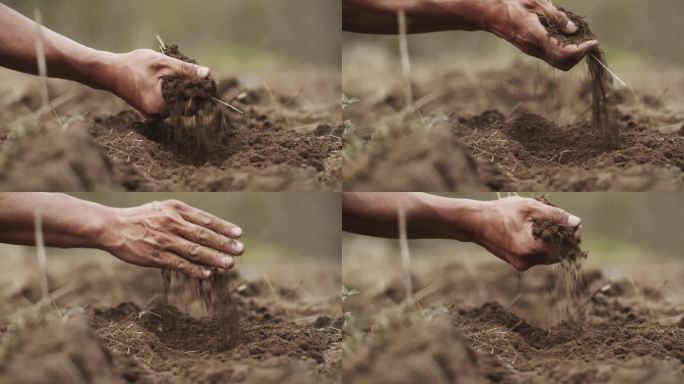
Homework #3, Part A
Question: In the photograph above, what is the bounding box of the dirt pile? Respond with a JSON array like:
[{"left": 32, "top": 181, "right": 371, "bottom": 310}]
[
  {"left": 158, "top": 44, "right": 229, "bottom": 159},
  {"left": 162, "top": 269, "right": 239, "bottom": 351},
  {"left": 0, "top": 122, "right": 120, "bottom": 191},
  {"left": 0, "top": 316, "right": 121, "bottom": 384},
  {"left": 343, "top": 127, "right": 484, "bottom": 191},
  {"left": 541, "top": 8, "right": 618, "bottom": 147}
]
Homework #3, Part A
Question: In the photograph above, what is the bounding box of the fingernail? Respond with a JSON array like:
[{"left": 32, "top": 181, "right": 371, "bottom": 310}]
[
  {"left": 230, "top": 227, "right": 242, "bottom": 237},
  {"left": 203, "top": 269, "right": 211, "bottom": 278},
  {"left": 222, "top": 256, "right": 233, "bottom": 268},
  {"left": 565, "top": 20, "right": 577, "bottom": 34},
  {"left": 197, "top": 66, "right": 210, "bottom": 78},
  {"left": 233, "top": 241, "right": 244, "bottom": 254},
  {"left": 568, "top": 215, "right": 581, "bottom": 227}
]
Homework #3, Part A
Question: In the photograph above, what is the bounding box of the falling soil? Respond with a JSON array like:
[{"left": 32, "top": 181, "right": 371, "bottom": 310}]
[
  {"left": 531, "top": 197, "right": 588, "bottom": 320},
  {"left": 0, "top": 260, "right": 341, "bottom": 384},
  {"left": 158, "top": 44, "right": 229, "bottom": 160},
  {"left": 342, "top": 242, "right": 684, "bottom": 384},
  {"left": 540, "top": 8, "right": 618, "bottom": 148},
  {"left": 0, "top": 64, "right": 341, "bottom": 191},
  {"left": 161, "top": 269, "right": 240, "bottom": 351},
  {"left": 342, "top": 45, "right": 684, "bottom": 191}
]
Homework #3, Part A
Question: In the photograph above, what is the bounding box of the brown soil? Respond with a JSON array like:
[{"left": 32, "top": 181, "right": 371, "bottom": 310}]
[
  {"left": 342, "top": 245, "right": 684, "bottom": 384},
  {"left": 0, "top": 66, "right": 341, "bottom": 191},
  {"left": 342, "top": 46, "right": 684, "bottom": 191},
  {"left": 0, "top": 256, "right": 341, "bottom": 384},
  {"left": 541, "top": 8, "right": 618, "bottom": 148},
  {"left": 158, "top": 44, "right": 228, "bottom": 159}
]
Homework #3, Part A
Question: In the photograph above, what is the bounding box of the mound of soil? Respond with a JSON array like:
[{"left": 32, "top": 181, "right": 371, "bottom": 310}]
[
  {"left": 0, "top": 122, "right": 120, "bottom": 191},
  {"left": 0, "top": 316, "right": 121, "bottom": 384},
  {"left": 343, "top": 127, "right": 484, "bottom": 191},
  {"left": 158, "top": 44, "right": 229, "bottom": 159}
]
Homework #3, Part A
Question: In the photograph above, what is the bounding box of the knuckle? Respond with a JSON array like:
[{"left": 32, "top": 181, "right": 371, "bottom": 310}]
[
  {"left": 197, "top": 227, "right": 210, "bottom": 243},
  {"left": 164, "top": 199, "right": 184, "bottom": 210},
  {"left": 187, "top": 243, "right": 202, "bottom": 259}
]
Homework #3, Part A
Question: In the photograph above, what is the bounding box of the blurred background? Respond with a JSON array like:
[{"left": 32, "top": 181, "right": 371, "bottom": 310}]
[
  {"left": 70, "top": 192, "right": 341, "bottom": 261},
  {"left": 343, "top": 0, "right": 684, "bottom": 67},
  {"left": 4, "top": 0, "right": 341, "bottom": 70}
]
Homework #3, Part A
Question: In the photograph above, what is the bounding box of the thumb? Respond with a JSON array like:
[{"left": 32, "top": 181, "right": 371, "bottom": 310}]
[
  {"left": 537, "top": 2, "right": 577, "bottom": 34},
  {"left": 167, "top": 57, "right": 211, "bottom": 79},
  {"left": 534, "top": 203, "right": 581, "bottom": 228}
]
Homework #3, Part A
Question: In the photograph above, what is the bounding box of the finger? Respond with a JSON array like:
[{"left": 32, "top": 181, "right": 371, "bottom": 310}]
[
  {"left": 534, "top": 0, "right": 577, "bottom": 34},
  {"left": 160, "top": 252, "right": 212, "bottom": 279},
  {"left": 532, "top": 202, "right": 581, "bottom": 228},
  {"left": 176, "top": 221, "right": 244, "bottom": 256},
  {"left": 168, "top": 238, "right": 235, "bottom": 269},
  {"left": 176, "top": 205, "right": 243, "bottom": 239},
  {"left": 161, "top": 57, "right": 211, "bottom": 79}
]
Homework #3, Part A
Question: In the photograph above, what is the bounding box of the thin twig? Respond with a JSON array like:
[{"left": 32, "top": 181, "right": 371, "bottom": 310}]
[
  {"left": 211, "top": 97, "right": 244, "bottom": 114},
  {"left": 398, "top": 205, "right": 413, "bottom": 303},
  {"left": 589, "top": 54, "right": 630, "bottom": 89},
  {"left": 33, "top": 9, "right": 49, "bottom": 110},
  {"left": 156, "top": 34, "right": 166, "bottom": 52},
  {"left": 397, "top": 10, "right": 413, "bottom": 110}
]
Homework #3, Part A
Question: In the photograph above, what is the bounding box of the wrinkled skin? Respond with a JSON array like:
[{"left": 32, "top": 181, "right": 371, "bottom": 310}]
[
  {"left": 100, "top": 199, "right": 243, "bottom": 279},
  {"left": 475, "top": 197, "right": 583, "bottom": 271}
]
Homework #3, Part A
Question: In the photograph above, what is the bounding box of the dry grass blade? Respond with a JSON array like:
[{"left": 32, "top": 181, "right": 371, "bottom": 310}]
[
  {"left": 589, "top": 54, "right": 630, "bottom": 89},
  {"left": 33, "top": 211, "right": 48, "bottom": 300},
  {"left": 398, "top": 205, "right": 413, "bottom": 304},
  {"left": 33, "top": 9, "right": 49, "bottom": 110},
  {"left": 156, "top": 34, "right": 166, "bottom": 52},
  {"left": 211, "top": 97, "right": 244, "bottom": 114},
  {"left": 397, "top": 10, "right": 413, "bottom": 110}
]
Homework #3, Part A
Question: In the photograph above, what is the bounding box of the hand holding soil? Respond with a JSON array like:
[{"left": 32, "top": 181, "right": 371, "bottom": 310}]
[
  {"left": 342, "top": 193, "right": 581, "bottom": 271},
  {"left": 106, "top": 48, "right": 211, "bottom": 117},
  {"left": 484, "top": 0, "right": 599, "bottom": 71},
  {"left": 475, "top": 196, "right": 582, "bottom": 271}
]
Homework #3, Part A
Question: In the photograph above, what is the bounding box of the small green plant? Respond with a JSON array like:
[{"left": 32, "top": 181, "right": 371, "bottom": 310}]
[
  {"left": 341, "top": 286, "right": 360, "bottom": 302},
  {"left": 341, "top": 94, "right": 360, "bottom": 110}
]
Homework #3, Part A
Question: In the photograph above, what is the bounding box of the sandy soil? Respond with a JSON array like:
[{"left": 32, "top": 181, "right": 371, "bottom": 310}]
[
  {"left": 342, "top": 45, "right": 684, "bottom": 191},
  {"left": 342, "top": 236, "right": 684, "bottom": 383},
  {"left": 0, "top": 246, "right": 341, "bottom": 383},
  {"left": 0, "top": 66, "right": 341, "bottom": 192}
]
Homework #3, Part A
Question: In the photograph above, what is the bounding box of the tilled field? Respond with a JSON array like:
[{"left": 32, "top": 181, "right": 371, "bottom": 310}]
[
  {"left": 0, "top": 68, "right": 341, "bottom": 191},
  {"left": 342, "top": 240, "right": 684, "bottom": 384},
  {"left": 0, "top": 250, "right": 342, "bottom": 383},
  {"left": 342, "top": 46, "right": 684, "bottom": 191}
]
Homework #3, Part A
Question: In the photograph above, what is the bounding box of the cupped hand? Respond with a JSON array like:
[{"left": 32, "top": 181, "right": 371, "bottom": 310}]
[
  {"left": 474, "top": 196, "right": 582, "bottom": 271},
  {"left": 106, "top": 49, "right": 211, "bottom": 117},
  {"left": 99, "top": 199, "right": 244, "bottom": 279},
  {"left": 484, "top": 0, "right": 598, "bottom": 71}
]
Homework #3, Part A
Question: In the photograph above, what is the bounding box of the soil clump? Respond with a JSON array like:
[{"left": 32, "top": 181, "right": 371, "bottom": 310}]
[{"left": 158, "top": 44, "right": 229, "bottom": 160}]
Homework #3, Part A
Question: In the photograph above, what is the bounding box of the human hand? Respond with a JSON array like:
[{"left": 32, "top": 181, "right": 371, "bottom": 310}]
[
  {"left": 98, "top": 199, "right": 243, "bottom": 279},
  {"left": 474, "top": 196, "right": 582, "bottom": 271},
  {"left": 105, "top": 49, "right": 210, "bottom": 117},
  {"left": 483, "top": 0, "right": 598, "bottom": 71}
]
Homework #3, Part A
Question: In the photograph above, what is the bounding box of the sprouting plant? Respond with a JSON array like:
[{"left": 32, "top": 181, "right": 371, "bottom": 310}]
[
  {"left": 342, "top": 311, "right": 355, "bottom": 329},
  {"left": 342, "top": 120, "right": 355, "bottom": 136},
  {"left": 341, "top": 94, "right": 360, "bottom": 110},
  {"left": 341, "top": 286, "right": 360, "bottom": 302}
]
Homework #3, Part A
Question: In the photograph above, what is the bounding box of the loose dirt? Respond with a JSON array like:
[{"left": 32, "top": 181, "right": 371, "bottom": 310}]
[
  {"left": 0, "top": 257, "right": 342, "bottom": 384},
  {"left": 342, "top": 45, "right": 684, "bottom": 191},
  {"left": 342, "top": 245, "right": 684, "bottom": 384},
  {"left": 0, "top": 64, "right": 341, "bottom": 191},
  {"left": 540, "top": 8, "right": 618, "bottom": 148},
  {"left": 157, "top": 44, "right": 228, "bottom": 159}
]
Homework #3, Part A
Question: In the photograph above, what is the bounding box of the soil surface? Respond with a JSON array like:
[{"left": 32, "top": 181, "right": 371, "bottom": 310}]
[
  {"left": 0, "top": 250, "right": 341, "bottom": 384},
  {"left": 0, "top": 64, "right": 341, "bottom": 191},
  {"left": 342, "top": 45, "right": 684, "bottom": 191},
  {"left": 342, "top": 238, "right": 684, "bottom": 384}
]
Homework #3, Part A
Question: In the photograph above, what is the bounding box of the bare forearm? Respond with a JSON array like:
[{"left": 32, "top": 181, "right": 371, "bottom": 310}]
[
  {"left": 342, "top": 192, "right": 484, "bottom": 241},
  {"left": 0, "top": 4, "right": 114, "bottom": 90},
  {"left": 0, "top": 193, "right": 111, "bottom": 249},
  {"left": 343, "top": 0, "right": 488, "bottom": 34}
]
